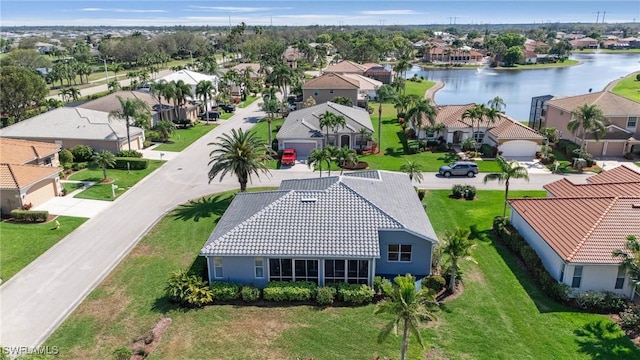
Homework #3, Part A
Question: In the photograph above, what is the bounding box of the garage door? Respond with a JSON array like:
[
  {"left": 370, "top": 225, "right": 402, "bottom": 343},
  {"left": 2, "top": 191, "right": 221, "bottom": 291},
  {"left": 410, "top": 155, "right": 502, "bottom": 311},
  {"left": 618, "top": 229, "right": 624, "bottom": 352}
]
[
  {"left": 499, "top": 140, "right": 540, "bottom": 158},
  {"left": 23, "top": 179, "right": 56, "bottom": 208},
  {"left": 282, "top": 141, "right": 318, "bottom": 157}
]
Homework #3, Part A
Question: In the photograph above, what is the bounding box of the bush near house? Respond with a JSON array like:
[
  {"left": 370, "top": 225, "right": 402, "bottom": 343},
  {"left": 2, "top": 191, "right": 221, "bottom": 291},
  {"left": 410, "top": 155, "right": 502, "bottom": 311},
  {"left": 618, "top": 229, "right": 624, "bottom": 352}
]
[
  {"left": 70, "top": 144, "right": 94, "bottom": 162},
  {"left": 316, "top": 286, "right": 337, "bottom": 305},
  {"left": 575, "top": 291, "right": 627, "bottom": 313},
  {"left": 423, "top": 275, "right": 446, "bottom": 293},
  {"left": 209, "top": 282, "right": 241, "bottom": 301},
  {"left": 114, "top": 157, "right": 148, "bottom": 170},
  {"left": 116, "top": 150, "right": 143, "bottom": 158},
  {"left": 263, "top": 281, "right": 317, "bottom": 302},
  {"left": 10, "top": 210, "right": 49, "bottom": 223},
  {"left": 328, "top": 282, "right": 376, "bottom": 304},
  {"left": 240, "top": 285, "right": 261, "bottom": 302}
]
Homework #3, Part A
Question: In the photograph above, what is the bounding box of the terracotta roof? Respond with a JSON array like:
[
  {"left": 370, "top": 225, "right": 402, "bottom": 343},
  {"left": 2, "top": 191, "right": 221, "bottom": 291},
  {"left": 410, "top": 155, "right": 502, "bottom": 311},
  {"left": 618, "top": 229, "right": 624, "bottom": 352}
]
[
  {"left": 77, "top": 90, "right": 165, "bottom": 115},
  {"left": 544, "top": 177, "right": 640, "bottom": 198},
  {"left": 434, "top": 104, "right": 539, "bottom": 137},
  {"left": 361, "top": 62, "right": 383, "bottom": 70},
  {"left": 434, "top": 104, "right": 474, "bottom": 128},
  {"left": 587, "top": 165, "right": 640, "bottom": 184},
  {"left": 547, "top": 91, "right": 640, "bottom": 116},
  {"left": 0, "top": 138, "right": 60, "bottom": 165},
  {"left": 302, "top": 73, "right": 360, "bottom": 90},
  {"left": 0, "top": 163, "right": 61, "bottom": 189},
  {"left": 509, "top": 197, "right": 640, "bottom": 264},
  {"left": 324, "top": 60, "right": 367, "bottom": 74},
  {"left": 487, "top": 117, "right": 544, "bottom": 140}
]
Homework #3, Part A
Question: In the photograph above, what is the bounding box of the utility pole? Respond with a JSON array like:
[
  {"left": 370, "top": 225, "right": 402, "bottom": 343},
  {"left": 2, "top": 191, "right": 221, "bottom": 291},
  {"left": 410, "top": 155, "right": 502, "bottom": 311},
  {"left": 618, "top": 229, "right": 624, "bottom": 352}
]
[
  {"left": 593, "top": 11, "right": 600, "bottom": 24},
  {"left": 602, "top": 11, "right": 607, "bottom": 24}
]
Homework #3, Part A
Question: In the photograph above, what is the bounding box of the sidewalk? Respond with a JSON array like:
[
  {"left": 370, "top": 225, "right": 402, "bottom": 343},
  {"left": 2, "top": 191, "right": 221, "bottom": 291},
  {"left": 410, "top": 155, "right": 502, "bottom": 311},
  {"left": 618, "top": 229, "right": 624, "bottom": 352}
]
[
  {"left": 138, "top": 144, "right": 180, "bottom": 161},
  {"left": 33, "top": 180, "right": 112, "bottom": 218}
]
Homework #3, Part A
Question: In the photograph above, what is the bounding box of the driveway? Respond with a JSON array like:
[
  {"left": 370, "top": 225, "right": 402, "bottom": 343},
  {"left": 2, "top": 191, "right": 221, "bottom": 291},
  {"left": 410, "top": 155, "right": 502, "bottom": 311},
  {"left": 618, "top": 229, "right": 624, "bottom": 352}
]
[{"left": 32, "top": 197, "right": 111, "bottom": 218}]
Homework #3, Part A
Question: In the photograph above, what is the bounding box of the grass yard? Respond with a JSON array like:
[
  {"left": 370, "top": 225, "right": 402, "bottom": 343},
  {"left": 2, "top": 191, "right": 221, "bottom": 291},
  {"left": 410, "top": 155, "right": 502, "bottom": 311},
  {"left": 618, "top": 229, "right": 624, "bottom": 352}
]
[
  {"left": 510, "top": 59, "right": 580, "bottom": 69},
  {"left": 612, "top": 72, "right": 640, "bottom": 102},
  {"left": 404, "top": 80, "right": 436, "bottom": 97},
  {"left": 45, "top": 189, "right": 639, "bottom": 359},
  {"left": 154, "top": 123, "right": 218, "bottom": 152},
  {"left": 68, "top": 160, "right": 163, "bottom": 201},
  {"left": 0, "top": 216, "right": 87, "bottom": 281}
]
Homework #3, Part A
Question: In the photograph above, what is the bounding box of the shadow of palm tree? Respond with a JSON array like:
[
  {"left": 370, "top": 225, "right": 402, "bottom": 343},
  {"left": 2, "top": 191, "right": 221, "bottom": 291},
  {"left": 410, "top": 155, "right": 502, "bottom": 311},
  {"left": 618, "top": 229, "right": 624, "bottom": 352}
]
[
  {"left": 574, "top": 320, "right": 640, "bottom": 360},
  {"left": 171, "top": 194, "right": 231, "bottom": 222},
  {"left": 383, "top": 147, "right": 404, "bottom": 157},
  {"left": 437, "top": 153, "right": 461, "bottom": 164}
]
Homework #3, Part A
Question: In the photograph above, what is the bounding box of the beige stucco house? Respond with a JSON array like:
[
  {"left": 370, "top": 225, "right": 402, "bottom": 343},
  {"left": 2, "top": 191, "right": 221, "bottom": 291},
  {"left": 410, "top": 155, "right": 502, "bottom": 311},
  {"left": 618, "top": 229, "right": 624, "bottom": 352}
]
[{"left": 302, "top": 73, "right": 360, "bottom": 106}]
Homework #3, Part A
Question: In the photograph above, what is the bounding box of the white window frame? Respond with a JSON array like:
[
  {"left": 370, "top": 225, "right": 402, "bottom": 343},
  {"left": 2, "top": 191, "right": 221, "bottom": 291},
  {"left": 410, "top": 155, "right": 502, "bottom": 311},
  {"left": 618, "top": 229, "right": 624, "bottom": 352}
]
[
  {"left": 627, "top": 116, "right": 637, "bottom": 128},
  {"left": 324, "top": 259, "right": 369, "bottom": 284},
  {"left": 615, "top": 266, "right": 626, "bottom": 289},
  {"left": 213, "top": 257, "right": 223, "bottom": 278},
  {"left": 387, "top": 244, "right": 412, "bottom": 262},
  {"left": 255, "top": 257, "right": 264, "bottom": 278},
  {"left": 571, "top": 266, "right": 582, "bottom": 288},
  {"left": 268, "top": 258, "right": 319, "bottom": 283}
]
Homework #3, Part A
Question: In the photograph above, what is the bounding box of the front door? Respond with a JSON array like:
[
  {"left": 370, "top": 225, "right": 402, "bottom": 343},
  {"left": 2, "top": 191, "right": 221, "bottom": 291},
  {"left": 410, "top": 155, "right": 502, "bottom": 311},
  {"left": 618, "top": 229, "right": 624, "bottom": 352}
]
[
  {"left": 340, "top": 135, "right": 350, "bottom": 148},
  {"left": 453, "top": 131, "right": 463, "bottom": 144}
]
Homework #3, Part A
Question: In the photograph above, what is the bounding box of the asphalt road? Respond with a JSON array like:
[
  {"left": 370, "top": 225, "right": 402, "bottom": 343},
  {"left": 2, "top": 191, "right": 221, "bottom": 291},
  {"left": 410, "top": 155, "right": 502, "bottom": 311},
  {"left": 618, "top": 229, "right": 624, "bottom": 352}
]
[{"left": 0, "top": 97, "right": 593, "bottom": 350}]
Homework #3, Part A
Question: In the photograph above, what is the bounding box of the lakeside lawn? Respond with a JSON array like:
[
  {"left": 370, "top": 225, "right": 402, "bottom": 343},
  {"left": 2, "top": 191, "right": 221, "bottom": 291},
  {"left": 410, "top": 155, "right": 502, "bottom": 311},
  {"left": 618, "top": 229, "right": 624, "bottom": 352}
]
[
  {"left": 0, "top": 216, "right": 87, "bottom": 281},
  {"left": 68, "top": 160, "right": 164, "bottom": 201},
  {"left": 612, "top": 71, "right": 640, "bottom": 102},
  {"left": 154, "top": 123, "right": 218, "bottom": 152},
  {"left": 44, "top": 189, "right": 639, "bottom": 359},
  {"left": 418, "top": 59, "right": 580, "bottom": 70},
  {"left": 404, "top": 79, "right": 436, "bottom": 97}
]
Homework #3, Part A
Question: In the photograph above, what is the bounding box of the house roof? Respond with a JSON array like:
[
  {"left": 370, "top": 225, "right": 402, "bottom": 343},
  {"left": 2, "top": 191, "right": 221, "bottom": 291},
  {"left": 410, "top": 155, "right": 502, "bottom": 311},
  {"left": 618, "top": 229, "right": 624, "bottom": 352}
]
[
  {"left": 343, "top": 74, "right": 383, "bottom": 91},
  {"left": 0, "top": 163, "right": 60, "bottom": 189},
  {"left": 77, "top": 90, "right": 167, "bottom": 115},
  {"left": 544, "top": 177, "right": 640, "bottom": 198},
  {"left": 509, "top": 197, "right": 640, "bottom": 264},
  {"left": 276, "top": 102, "right": 374, "bottom": 140},
  {"left": 586, "top": 165, "right": 640, "bottom": 184},
  {"left": 201, "top": 171, "right": 438, "bottom": 258},
  {"left": 323, "top": 60, "right": 368, "bottom": 74},
  {"left": 487, "top": 117, "right": 544, "bottom": 140},
  {"left": 229, "top": 63, "right": 261, "bottom": 76},
  {"left": 547, "top": 91, "right": 640, "bottom": 117},
  {"left": 0, "top": 138, "right": 60, "bottom": 165},
  {"left": 156, "top": 69, "right": 218, "bottom": 86},
  {"left": 303, "top": 73, "right": 360, "bottom": 90},
  {"left": 0, "top": 107, "right": 144, "bottom": 142}
]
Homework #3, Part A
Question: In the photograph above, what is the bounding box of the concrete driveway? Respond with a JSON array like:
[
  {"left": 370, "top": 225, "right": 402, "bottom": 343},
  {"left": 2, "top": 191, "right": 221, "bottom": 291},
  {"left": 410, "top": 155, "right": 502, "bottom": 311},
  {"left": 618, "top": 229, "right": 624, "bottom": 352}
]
[{"left": 32, "top": 197, "right": 112, "bottom": 218}]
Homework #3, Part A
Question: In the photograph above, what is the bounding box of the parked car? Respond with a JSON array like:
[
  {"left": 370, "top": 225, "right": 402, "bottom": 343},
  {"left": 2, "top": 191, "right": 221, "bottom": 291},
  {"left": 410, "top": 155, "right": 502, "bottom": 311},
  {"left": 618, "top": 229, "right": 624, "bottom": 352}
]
[
  {"left": 281, "top": 148, "right": 297, "bottom": 166},
  {"left": 219, "top": 104, "right": 236, "bottom": 113},
  {"left": 438, "top": 161, "right": 478, "bottom": 178},
  {"left": 199, "top": 111, "right": 220, "bottom": 121}
]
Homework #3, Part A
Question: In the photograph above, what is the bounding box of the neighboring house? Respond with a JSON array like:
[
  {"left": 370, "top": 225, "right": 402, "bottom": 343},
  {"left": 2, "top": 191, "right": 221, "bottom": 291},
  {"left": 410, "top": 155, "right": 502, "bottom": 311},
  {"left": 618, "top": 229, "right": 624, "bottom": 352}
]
[
  {"left": 569, "top": 37, "right": 599, "bottom": 49},
  {"left": 302, "top": 73, "right": 360, "bottom": 106},
  {"left": 528, "top": 95, "right": 555, "bottom": 130},
  {"left": 0, "top": 107, "right": 145, "bottom": 153},
  {"left": 77, "top": 90, "right": 171, "bottom": 127},
  {"left": 0, "top": 138, "right": 63, "bottom": 214},
  {"left": 542, "top": 91, "right": 640, "bottom": 156},
  {"left": 343, "top": 74, "right": 382, "bottom": 102},
  {"left": 362, "top": 63, "right": 394, "bottom": 84},
  {"left": 509, "top": 165, "right": 640, "bottom": 298},
  {"left": 522, "top": 49, "right": 538, "bottom": 64},
  {"left": 200, "top": 171, "right": 439, "bottom": 287},
  {"left": 423, "top": 46, "right": 484, "bottom": 63},
  {"left": 229, "top": 63, "right": 262, "bottom": 81},
  {"left": 410, "top": 104, "right": 544, "bottom": 158},
  {"left": 155, "top": 69, "right": 219, "bottom": 95},
  {"left": 323, "top": 60, "right": 393, "bottom": 84},
  {"left": 282, "top": 47, "right": 315, "bottom": 69},
  {"left": 276, "top": 101, "right": 374, "bottom": 156},
  {"left": 323, "top": 60, "right": 367, "bottom": 75}
]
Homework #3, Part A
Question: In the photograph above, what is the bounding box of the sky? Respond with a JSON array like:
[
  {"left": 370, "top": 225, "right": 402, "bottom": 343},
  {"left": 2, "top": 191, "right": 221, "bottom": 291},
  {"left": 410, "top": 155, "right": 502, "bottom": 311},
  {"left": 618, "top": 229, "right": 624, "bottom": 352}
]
[{"left": 0, "top": 0, "right": 638, "bottom": 27}]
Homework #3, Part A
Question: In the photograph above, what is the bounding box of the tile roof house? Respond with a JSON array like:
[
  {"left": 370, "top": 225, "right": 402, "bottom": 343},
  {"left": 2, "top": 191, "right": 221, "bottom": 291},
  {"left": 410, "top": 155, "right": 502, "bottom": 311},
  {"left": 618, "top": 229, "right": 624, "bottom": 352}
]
[
  {"left": 410, "top": 104, "right": 544, "bottom": 158},
  {"left": 200, "top": 170, "right": 439, "bottom": 287},
  {"left": 0, "top": 107, "right": 145, "bottom": 153},
  {"left": 0, "top": 139, "right": 63, "bottom": 214},
  {"left": 324, "top": 60, "right": 394, "bottom": 84},
  {"left": 302, "top": 73, "right": 360, "bottom": 106},
  {"left": 509, "top": 165, "right": 640, "bottom": 298},
  {"left": 156, "top": 69, "right": 219, "bottom": 93},
  {"left": 541, "top": 91, "right": 640, "bottom": 157},
  {"left": 77, "top": 90, "right": 172, "bottom": 127},
  {"left": 275, "top": 101, "right": 375, "bottom": 156}
]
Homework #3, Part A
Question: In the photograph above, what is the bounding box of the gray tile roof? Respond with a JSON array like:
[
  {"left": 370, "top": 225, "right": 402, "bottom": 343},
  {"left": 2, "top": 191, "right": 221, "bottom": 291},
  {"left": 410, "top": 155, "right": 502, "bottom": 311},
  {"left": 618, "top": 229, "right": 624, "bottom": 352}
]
[
  {"left": 201, "top": 171, "right": 438, "bottom": 258},
  {"left": 276, "top": 102, "right": 374, "bottom": 141}
]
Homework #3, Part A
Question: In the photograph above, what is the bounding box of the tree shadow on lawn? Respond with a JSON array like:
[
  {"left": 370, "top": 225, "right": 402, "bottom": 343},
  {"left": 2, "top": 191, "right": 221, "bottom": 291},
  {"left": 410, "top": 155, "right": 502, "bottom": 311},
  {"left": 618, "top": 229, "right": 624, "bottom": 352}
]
[
  {"left": 383, "top": 147, "right": 404, "bottom": 157},
  {"left": 171, "top": 194, "right": 230, "bottom": 222},
  {"left": 437, "top": 152, "right": 461, "bottom": 164},
  {"left": 381, "top": 119, "right": 398, "bottom": 125},
  {"left": 574, "top": 320, "right": 640, "bottom": 360}
]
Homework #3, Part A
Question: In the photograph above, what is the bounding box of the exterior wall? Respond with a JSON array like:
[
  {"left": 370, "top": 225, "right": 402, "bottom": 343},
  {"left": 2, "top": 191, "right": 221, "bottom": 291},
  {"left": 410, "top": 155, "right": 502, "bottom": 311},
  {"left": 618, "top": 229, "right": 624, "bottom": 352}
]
[
  {"left": 23, "top": 178, "right": 59, "bottom": 208},
  {"left": 4, "top": 136, "right": 140, "bottom": 154},
  {"left": 498, "top": 140, "right": 541, "bottom": 158},
  {"left": 585, "top": 141, "right": 604, "bottom": 157},
  {"left": 376, "top": 230, "right": 433, "bottom": 278},
  {"left": 302, "top": 89, "right": 358, "bottom": 106},
  {"left": 206, "top": 256, "right": 269, "bottom": 288},
  {"left": 1, "top": 189, "right": 21, "bottom": 214},
  {"left": 603, "top": 141, "right": 626, "bottom": 156},
  {"left": 564, "top": 263, "right": 635, "bottom": 298}
]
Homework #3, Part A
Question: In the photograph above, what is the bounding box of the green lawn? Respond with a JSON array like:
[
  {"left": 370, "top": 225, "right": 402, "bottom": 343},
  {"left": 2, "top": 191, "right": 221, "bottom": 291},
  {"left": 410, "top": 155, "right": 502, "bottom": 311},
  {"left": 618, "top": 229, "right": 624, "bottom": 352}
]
[
  {"left": 0, "top": 216, "right": 87, "bottom": 281},
  {"left": 68, "top": 160, "right": 164, "bottom": 201},
  {"left": 612, "top": 72, "right": 640, "bottom": 102},
  {"left": 404, "top": 80, "right": 436, "bottom": 97},
  {"left": 45, "top": 189, "right": 638, "bottom": 359},
  {"left": 510, "top": 59, "right": 580, "bottom": 69},
  {"left": 574, "top": 48, "right": 640, "bottom": 54},
  {"left": 154, "top": 123, "right": 218, "bottom": 152}
]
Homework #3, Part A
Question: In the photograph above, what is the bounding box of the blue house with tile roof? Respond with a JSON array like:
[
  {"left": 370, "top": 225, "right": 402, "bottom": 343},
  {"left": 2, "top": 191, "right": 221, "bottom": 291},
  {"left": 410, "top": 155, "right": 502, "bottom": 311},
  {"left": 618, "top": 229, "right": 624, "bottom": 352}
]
[{"left": 200, "top": 170, "right": 439, "bottom": 287}]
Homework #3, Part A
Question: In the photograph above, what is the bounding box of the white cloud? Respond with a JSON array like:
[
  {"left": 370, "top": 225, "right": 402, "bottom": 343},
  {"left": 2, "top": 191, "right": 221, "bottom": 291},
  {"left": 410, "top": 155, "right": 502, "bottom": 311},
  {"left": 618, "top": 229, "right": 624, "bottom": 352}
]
[
  {"left": 188, "top": 6, "right": 292, "bottom": 13},
  {"left": 360, "top": 10, "right": 418, "bottom": 15},
  {"left": 80, "top": 8, "right": 106, "bottom": 12},
  {"left": 79, "top": 8, "right": 166, "bottom": 13}
]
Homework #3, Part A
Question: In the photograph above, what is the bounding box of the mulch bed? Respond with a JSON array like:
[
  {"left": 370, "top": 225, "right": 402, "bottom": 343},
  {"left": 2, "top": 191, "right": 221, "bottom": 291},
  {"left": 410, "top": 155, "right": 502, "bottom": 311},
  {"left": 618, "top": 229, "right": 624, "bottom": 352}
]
[
  {"left": 4, "top": 215, "right": 58, "bottom": 224},
  {"left": 436, "top": 282, "right": 464, "bottom": 303}
]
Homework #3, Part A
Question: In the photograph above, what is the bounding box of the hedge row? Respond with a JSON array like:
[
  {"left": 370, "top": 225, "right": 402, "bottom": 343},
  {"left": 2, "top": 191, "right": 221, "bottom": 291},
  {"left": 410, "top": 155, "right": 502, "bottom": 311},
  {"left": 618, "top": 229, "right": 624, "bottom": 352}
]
[
  {"left": 114, "top": 157, "right": 148, "bottom": 170},
  {"left": 11, "top": 210, "right": 49, "bottom": 222}
]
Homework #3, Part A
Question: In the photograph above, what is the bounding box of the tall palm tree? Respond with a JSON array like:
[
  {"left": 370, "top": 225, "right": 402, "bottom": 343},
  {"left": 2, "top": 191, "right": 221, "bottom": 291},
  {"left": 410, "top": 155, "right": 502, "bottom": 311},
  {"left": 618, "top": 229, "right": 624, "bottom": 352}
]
[
  {"left": 442, "top": 228, "right": 475, "bottom": 293},
  {"left": 613, "top": 236, "right": 640, "bottom": 289},
  {"left": 160, "top": 81, "right": 177, "bottom": 121},
  {"left": 335, "top": 146, "right": 358, "bottom": 175},
  {"left": 111, "top": 63, "right": 123, "bottom": 79},
  {"left": 483, "top": 156, "right": 530, "bottom": 217},
  {"left": 196, "top": 80, "right": 216, "bottom": 125},
  {"left": 269, "top": 64, "right": 294, "bottom": 99},
  {"left": 207, "top": 128, "right": 272, "bottom": 191},
  {"left": 393, "top": 59, "right": 411, "bottom": 93},
  {"left": 374, "top": 274, "right": 437, "bottom": 360},
  {"left": 68, "top": 87, "right": 81, "bottom": 102},
  {"left": 109, "top": 96, "right": 152, "bottom": 151},
  {"left": 406, "top": 99, "right": 437, "bottom": 143},
  {"left": 487, "top": 96, "right": 506, "bottom": 113},
  {"left": 154, "top": 120, "right": 176, "bottom": 142},
  {"left": 173, "top": 80, "right": 192, "bottom": 120},
  {"left": 400, "top": 160, "right": 424, "bottom": 183},
  {"left": 150, "top": 79, "right": 168, "bottom": 121},
  {"left": 107, "top": 80, "right": 121, "bottom": 93},
  {"left": 567, "top": 103, "right": 607, "bottom": 153},
  {"left": 261, "top": 87, "right": 279, "bottom": 145},
  {"left": 331, "top": 114, "right": 347, "bottom": 146},
  {"left": 307, "top": 147, "right": 331, "bottom": 178},
  {"left": 91, "top": 150, "right": 116, "bottom": 181},
  {"left": 462, "top": 104, "right": 499, "bottom": 156},
  {"left": 319, "top": 111, "right": 337, "bottom": 148}
]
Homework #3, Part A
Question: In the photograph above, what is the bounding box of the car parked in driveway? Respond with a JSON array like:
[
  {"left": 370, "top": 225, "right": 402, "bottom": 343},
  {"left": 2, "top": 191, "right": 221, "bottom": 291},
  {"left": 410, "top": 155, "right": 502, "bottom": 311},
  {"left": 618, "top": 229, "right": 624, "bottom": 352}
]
[
  {"left": 219, "top": 104, "right": 236, "bottom": 113},
  {"left": 281, "top": 148, "right": 297, "bottom": 166},
  {"left": 438, "top": 161, "right": 479, "bottom": 178}
]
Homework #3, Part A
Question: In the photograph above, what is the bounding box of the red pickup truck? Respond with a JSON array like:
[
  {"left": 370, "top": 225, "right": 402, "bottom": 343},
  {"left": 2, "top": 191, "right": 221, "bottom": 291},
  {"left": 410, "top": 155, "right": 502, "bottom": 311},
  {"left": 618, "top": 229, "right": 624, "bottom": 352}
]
[{"left": 281, "top": 148, "right": 297, "bottom": 166}]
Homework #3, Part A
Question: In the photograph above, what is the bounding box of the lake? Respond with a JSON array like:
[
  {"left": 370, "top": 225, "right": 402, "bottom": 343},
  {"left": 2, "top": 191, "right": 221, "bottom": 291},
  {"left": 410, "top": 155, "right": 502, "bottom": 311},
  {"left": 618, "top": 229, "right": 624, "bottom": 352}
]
[{"left": 405, "top": 53, "right": 640, "bottom": 121}]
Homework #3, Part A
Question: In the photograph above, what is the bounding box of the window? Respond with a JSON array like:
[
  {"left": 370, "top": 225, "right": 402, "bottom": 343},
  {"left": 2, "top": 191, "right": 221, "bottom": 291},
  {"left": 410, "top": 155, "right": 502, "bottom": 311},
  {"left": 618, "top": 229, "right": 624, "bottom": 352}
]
[
  {"left": 571, "top": 266, "right": 583, "bottom": 288},
  {"left": 560, "top": 264, "right": 565, "bottom": 282},
  {"left": 348, "top": 259, "right": 369, "bottom": 284},
  {"left": 269, "top": 258, "right": 292, "bottom": 281},
  {"left": 388, "top": 244, "right": 412, "bottom": 262},
  {"left": 473, "top": 131, "right": 485, "bottom": 142},
  {"left": 329, "top": 89, "right": 334, "bottom": 94},
  {"left": 255, "top": 257, "right": 264, "bottom": 278},
  {"left": 615, "top": 266, "right": 626, "bottom": 289},
  {"left": 213, "top": 257, "right": 223, "bottom": 278},
  {"left": 269, "top": 259, "right": 318, "bottom": 283},
  {"left": 628, "top": 117, "right": 637, "bottom": 128},
  {"left": 324, "top": 259, "right": 369, "bottom": 284},
  {"left": 324, "top": 259, "right": 346, "bottom": 283},
  {"left": 294, "top": 259, "right": 319, "bottom": 283},
  {"left": 313, "top": 90, "right": 319, "bottom": 96}
]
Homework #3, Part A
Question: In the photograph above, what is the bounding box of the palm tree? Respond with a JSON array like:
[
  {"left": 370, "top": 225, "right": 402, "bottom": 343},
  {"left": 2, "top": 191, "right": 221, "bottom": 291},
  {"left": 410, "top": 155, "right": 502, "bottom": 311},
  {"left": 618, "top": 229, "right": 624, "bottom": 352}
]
[
  {"left": 207, "top": 128, "right": 272, "bottom": 191},
  {"left": 406, "top": 99, "right": 437, "bottom": 144},
  {"left": 358, "top": 127, "right": 371, "bottom": 152},
  {"left": 307, "top": 147, "right": 331, "bottom": 178},
  {"left": 376, "top": 84, "right": 397, "bottom": 151},
  {"left": 567, "top": 103, "right": 607, "bottom": 153},
  {"left": 335, "top": 146, "right": 358, "bottom": 175},
  {"left": 59, "top": 88, "right": 71, "bottom": 102},
  {"left": 400, "top": 160, "right": 424, "bottom": 183},
  {"left": 196, "top": 80, "right": 216, "bottom": 125},
  {"left": 107, "top": 80, "right": 121, "bottom": 93},
  {"left": 109, "top": 96, "right": 152, "bottom": 151},
  {"left": 91, "top": 150, "right": 116, "bottom": 181},
  {"left": 154, "top": 120, "right": 176, "bottom": 142},
  {"left": 111, "top": 63, "right": 123, "bottom": 79},
  {"left": 483, "top": 156, "right": 530, "bottom": 217},
  {"left": 319, "top": 111, "right": 337, "bottom": 148},
  {"left": 393, "top": 59, "right": 411, "bottom": 93},
  {"left": 173, "top": 80, "right": 193, "bottom": 121},
  {"left": 462, "top": 104, "right": 499, "bottom": 156},
  {"left": 160, "top": 81, "right": 177, "bottom": 121},
  {"left": 487, "top": 96, "right": 506, "bottom": 113},
  {"left": 374, "top": 274, "right": 437, "bottom": 360},
  {"left": 442, "top": 228, "right": 475, "bottom": 293},
  {"left": 613, "top": 236, "right": 640, "bottom": 289},
  {"left": 269, "top": 64, "right": 294, "bottom": 99},
  {"left": 68, "top": 87, "right": 81, "bottom": 102},
  {"left": 150, "top": 80, "right": 168, "bottom": 121},
  {"left": 331, "top": 114, "right": 347, "bottom": 146}
]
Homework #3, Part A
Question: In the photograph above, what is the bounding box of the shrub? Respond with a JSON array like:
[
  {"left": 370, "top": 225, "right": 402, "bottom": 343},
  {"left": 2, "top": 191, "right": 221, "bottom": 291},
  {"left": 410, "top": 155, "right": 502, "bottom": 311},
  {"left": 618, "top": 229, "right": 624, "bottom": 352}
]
[
  {"left": 114, "top": 157, "right": 149, "bottom": 170},
  {"left": 10, "top": 210, "right": 49, "bottom": 223},
  {"left": 480, "top": 143, "right": 494, "bottom": 157},
  {"left": 112, "top": 347, "right": 133, "bottom": 360},
  {"left": 263, "top": 281, "right": 317, "bottom": 302},
  {"left": 165, "top": 269, "right": 213, "bottom": 308},
  {"left": 451, "top": 184, "right": 465, "bottom": 199},
  {"left": 329, "top": 282, "right": 375, "bottom": 304},
  {"left": 373, "top": 276, "right": 392, "bottom": 295},
  {"left": 59, "top": 149, "right": 74, "bottom": 165},
  {"left": 70, "top": 144, "right": 94, "bottom": 162},
  {"left": 71, "top": 162, "right": 88, "bottom": 171},
  {"left": 316, "top": 286, "right": 337, "bottom": 305},
  {"left": 463, "top": 185, "right": 476, "bottom": 200},
  {"left": 117, "top": 150, "right": 143, "bottom": 158},
  {"left": 619, "top": 304, "right": 640, "bottom": 331},
  {"left": 417, "top": 189, "right": 426, "bottom": 201},
  {"left": 624, "top": 152, "right": 634, "bottom": 160},
  {"left": 209, "top": 281, "right": 241, "bottom": 301},
  {"left": 423, "top": 275, "right": 446, "bottom": 293},
  {"left": 63, "top": 163, "right": 72, "bottom": 171},
  {"left": 540, "top": 154, "right": 556, "bottom": 165},
  {"left": 143, "top": 140, "right": 152, "bottom": 148},
  {"left": 575, "top": 291, "right": 627, "bottom": 313},
  {"left": 145, "top": 130, "right": 162, "bottom": 142},
  {"left": 240, "top": 285, "right": 261, "bottom": 302},
  {"left": 636, "top": 74, "right": 640, "bottom": 81}
]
